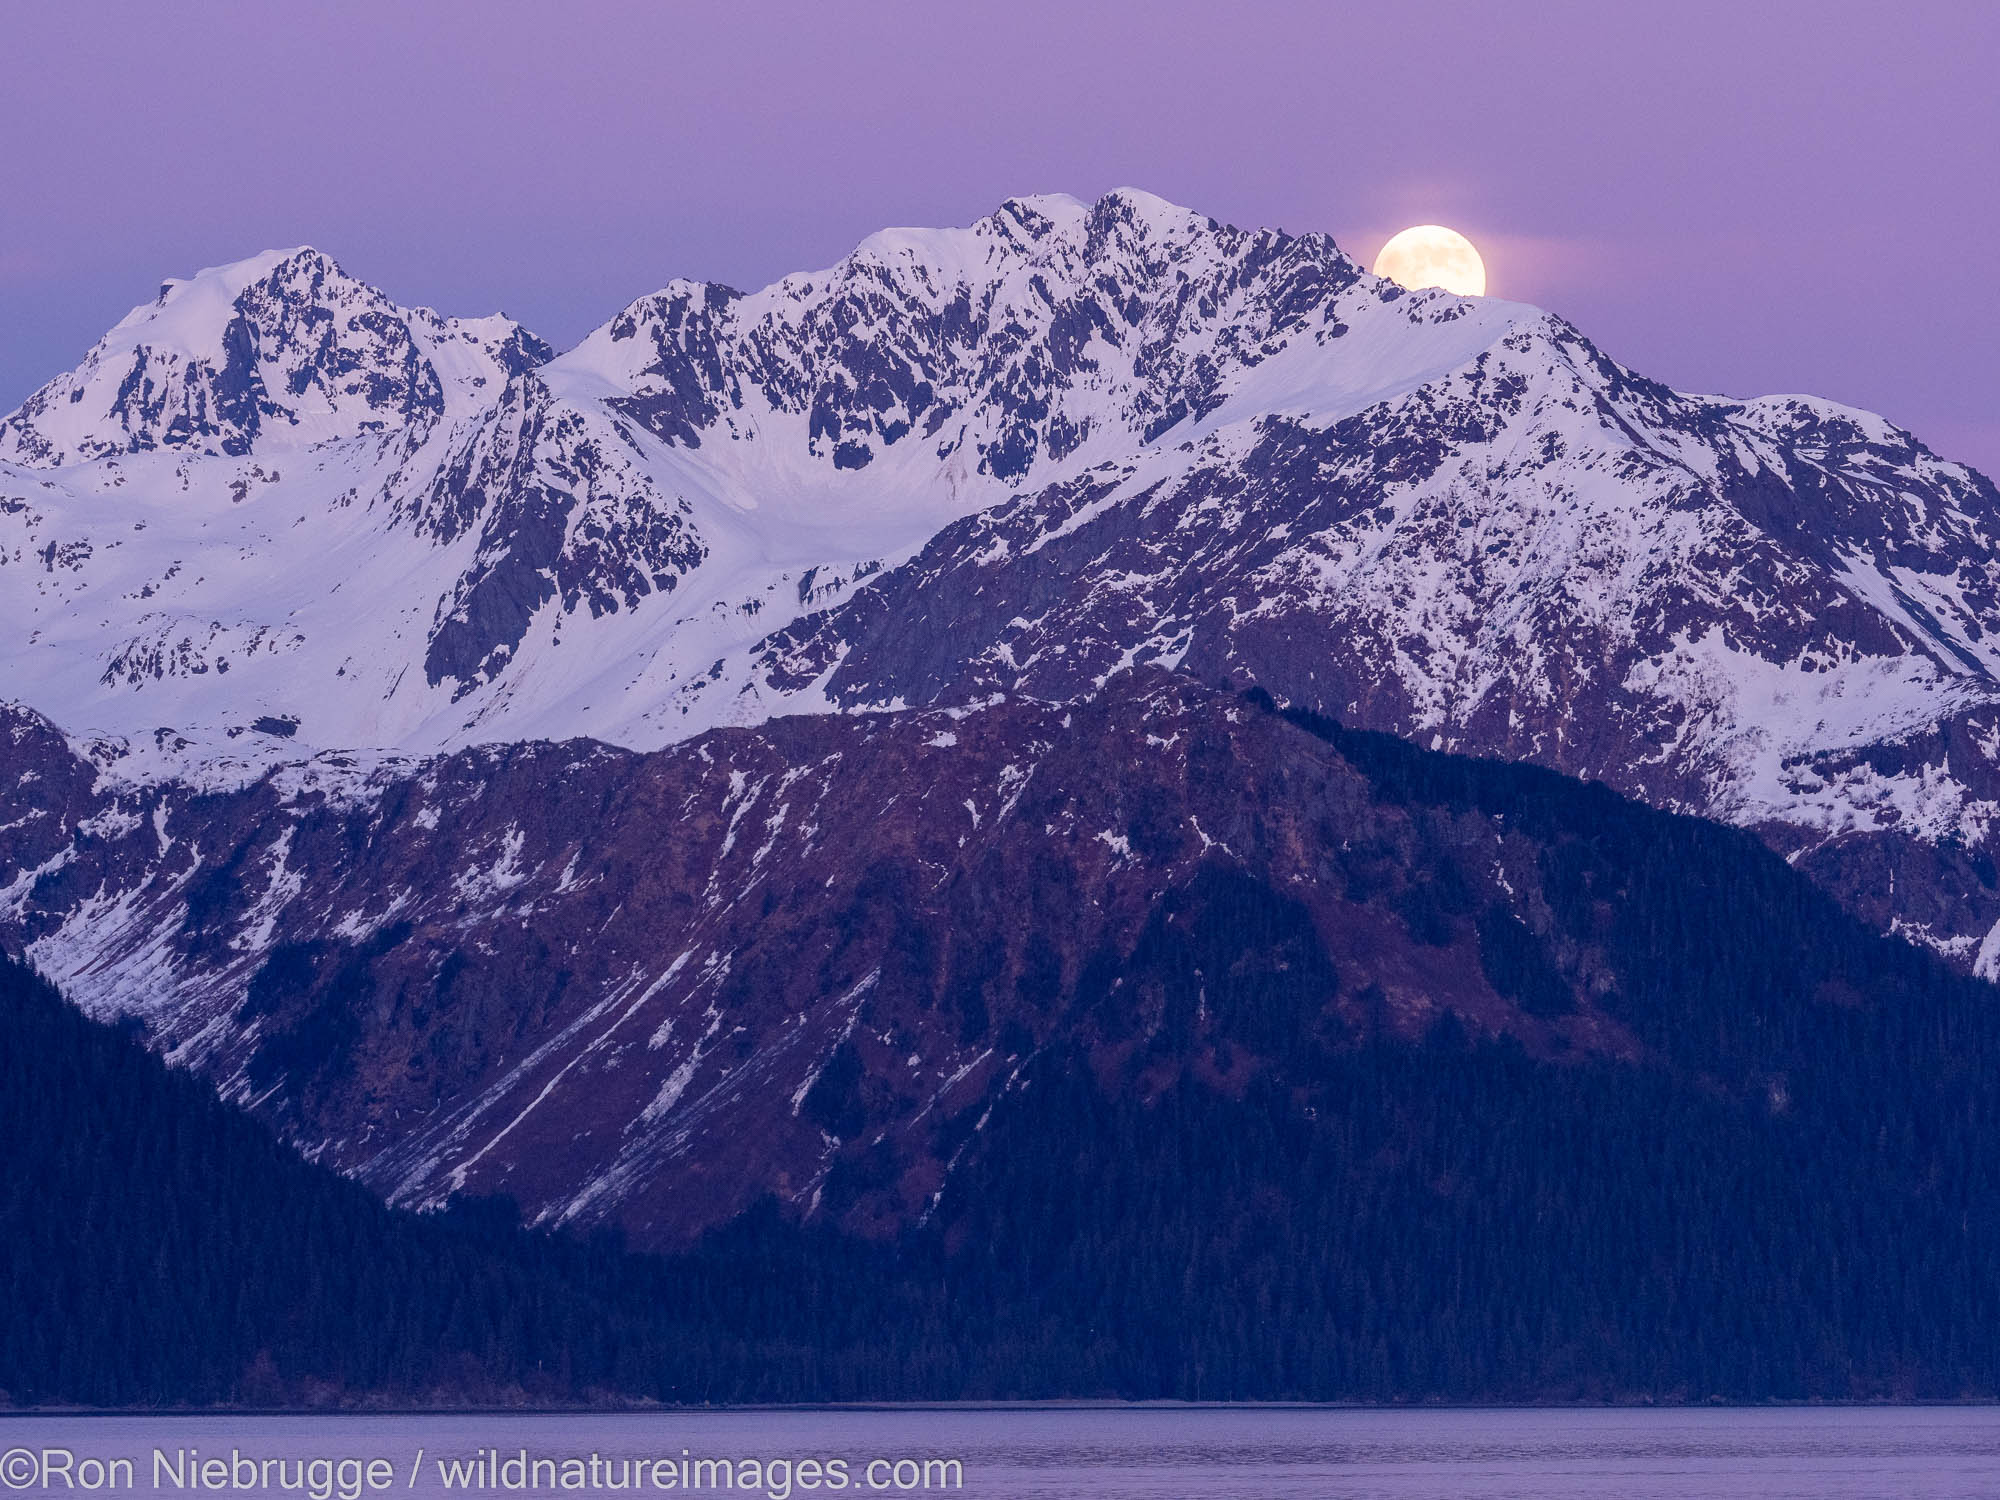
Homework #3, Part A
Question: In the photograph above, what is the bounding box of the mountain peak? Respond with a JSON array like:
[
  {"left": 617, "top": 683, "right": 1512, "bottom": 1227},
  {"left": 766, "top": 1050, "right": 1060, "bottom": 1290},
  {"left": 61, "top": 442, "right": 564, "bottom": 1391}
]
[
  {"left": 829, "top": 189, "right": 1233, "bottom": 286},
  {"left": 0, "top": 247, "right": 546, "bottom": 467},
  {"left": 986, "top": 187, "right": 1209, "bottom": 237},
  {"left": 1092, "top": 184, "right": 1207, "bottom": 230},
  {"left": 147, "top": 245, "right": 317, "bottom": 315},
  {"left": 93, "top": 247, "right": 343, "bottom": 370},
  {"left": 543, "top": 181, "right": 1444, "bottom": 524}
]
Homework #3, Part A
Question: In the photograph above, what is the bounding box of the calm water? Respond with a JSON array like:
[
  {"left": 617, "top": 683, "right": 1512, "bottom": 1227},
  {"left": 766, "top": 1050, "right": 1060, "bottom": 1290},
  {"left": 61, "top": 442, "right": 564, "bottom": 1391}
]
[{"left": 6, "top": 1407, "right": 2000, "bottom": 1498}]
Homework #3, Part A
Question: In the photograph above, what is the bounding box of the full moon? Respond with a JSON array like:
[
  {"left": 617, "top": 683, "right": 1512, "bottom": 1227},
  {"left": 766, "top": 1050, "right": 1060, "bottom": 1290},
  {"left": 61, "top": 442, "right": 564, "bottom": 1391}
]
[{"left": 1373, "top": 225, "right": 1487, "bottom": 297}]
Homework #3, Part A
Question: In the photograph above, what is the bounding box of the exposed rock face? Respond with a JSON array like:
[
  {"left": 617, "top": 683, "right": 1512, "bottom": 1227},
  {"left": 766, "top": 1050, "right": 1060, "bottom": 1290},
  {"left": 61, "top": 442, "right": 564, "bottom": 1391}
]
[{"left": 413, "top": 372, "right": 709, "bottom": 692}]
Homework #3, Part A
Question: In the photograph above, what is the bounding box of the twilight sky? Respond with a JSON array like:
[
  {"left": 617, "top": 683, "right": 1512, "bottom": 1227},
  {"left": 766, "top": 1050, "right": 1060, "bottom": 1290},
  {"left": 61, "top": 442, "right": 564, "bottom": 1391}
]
[{"left": 4, "top": 0, "right": 1995, "bottom": 475}]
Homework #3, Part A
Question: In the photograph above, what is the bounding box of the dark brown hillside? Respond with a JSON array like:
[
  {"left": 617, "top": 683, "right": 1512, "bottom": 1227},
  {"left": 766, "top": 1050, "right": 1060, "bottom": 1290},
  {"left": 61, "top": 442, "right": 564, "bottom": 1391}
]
[{"left": 0, "top": 668, "right": 1975, "bottom": 1252}]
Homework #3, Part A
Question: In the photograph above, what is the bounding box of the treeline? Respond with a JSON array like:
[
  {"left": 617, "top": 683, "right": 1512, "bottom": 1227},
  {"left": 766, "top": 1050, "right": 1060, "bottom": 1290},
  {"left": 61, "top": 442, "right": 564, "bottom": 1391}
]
[{"left": 11, "top": 699, "right": 2000, "bottom": 1404}]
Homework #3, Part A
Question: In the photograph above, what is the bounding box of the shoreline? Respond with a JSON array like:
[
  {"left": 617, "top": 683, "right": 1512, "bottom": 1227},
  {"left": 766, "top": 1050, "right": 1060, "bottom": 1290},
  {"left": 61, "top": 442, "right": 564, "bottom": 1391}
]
[{"left": 9, "top": 1398, "right": 2000, "bottom": 1418}]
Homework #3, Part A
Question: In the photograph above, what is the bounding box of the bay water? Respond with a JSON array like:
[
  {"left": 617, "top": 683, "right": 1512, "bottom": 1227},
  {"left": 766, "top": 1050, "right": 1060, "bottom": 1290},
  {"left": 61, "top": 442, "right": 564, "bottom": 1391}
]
[{"left": 6, "top": 1406, "right": 2000, "bottom": 1498}]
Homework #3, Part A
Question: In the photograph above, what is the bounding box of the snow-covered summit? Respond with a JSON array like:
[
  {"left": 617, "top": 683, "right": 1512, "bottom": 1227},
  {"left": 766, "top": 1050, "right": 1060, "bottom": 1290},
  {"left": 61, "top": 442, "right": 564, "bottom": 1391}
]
[
  {"left": 387, "top": 187, "right": 1530, "bottom": 706},
  {"left": 117, "top": 247, "right": 314, "bottom": 362},
  {"left": 0, "top": 247, "right": 552, "bottom": 465},
  {"left": 552, "top": 183, "right": 1476, "bottom": 491}
]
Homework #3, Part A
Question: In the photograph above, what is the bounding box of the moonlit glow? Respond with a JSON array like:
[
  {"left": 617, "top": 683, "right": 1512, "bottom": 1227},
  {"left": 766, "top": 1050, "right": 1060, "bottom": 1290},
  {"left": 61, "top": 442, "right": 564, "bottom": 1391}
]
[{"left": 1373, "top": 225, "right": 1487, "bottom": 297}]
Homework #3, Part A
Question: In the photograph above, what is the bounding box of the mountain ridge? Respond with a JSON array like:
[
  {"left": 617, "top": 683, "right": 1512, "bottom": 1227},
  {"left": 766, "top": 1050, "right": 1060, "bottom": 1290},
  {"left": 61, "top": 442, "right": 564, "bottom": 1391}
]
[
  {"left": 7, "top": 668, "right": 2000, "bottom": 1272},
  {"left": 5, "top": 188, "right": 2000, "bottom": 978}
]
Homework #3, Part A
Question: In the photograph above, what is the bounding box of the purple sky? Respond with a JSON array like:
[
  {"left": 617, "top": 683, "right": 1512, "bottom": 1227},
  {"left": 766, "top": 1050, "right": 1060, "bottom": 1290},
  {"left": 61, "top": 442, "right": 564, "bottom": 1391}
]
[{"left": 4, "top": 1, "right": 1994, "bottom": 475}]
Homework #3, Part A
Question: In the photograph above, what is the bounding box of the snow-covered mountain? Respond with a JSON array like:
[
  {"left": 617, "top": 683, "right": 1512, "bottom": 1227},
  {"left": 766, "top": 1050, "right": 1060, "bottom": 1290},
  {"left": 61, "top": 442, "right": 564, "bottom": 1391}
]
[
  {"left": 0, "top": 247, "right": 551, "bottom": 464},
  {"left": 6, "top": 189, "right": 2000, "bottom": 972},
  {"left": 2, "top": 191, "right": 1512, "bottom": 779}
]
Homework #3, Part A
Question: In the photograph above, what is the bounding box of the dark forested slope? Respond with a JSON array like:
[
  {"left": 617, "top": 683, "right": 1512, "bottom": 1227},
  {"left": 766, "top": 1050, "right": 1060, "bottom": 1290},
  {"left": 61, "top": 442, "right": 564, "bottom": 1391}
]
[
  {"left": 10, "top": 694, "right": 2000, "bottom": 1404},
  {"left": 0, "top": 949, "right": 892, "bottom": 1408}
]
